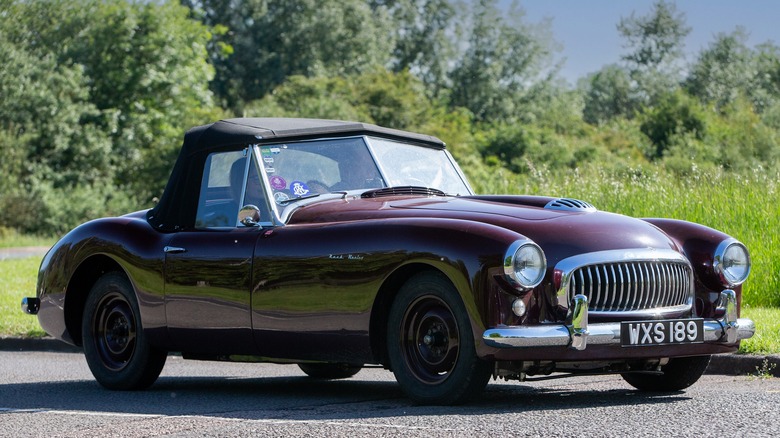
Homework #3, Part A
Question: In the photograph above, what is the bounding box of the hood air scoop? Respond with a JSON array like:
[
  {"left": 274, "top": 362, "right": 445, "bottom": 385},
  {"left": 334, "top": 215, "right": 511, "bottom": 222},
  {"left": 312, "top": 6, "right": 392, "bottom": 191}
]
[{"left": 544, "top": 198, "right": 597, "bottom": 212}]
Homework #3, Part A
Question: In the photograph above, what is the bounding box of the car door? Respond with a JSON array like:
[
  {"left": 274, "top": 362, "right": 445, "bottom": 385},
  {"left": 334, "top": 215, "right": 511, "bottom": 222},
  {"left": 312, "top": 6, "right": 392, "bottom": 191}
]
[{"left": 164, "top": 149, "right": 270, "bottom": 355}]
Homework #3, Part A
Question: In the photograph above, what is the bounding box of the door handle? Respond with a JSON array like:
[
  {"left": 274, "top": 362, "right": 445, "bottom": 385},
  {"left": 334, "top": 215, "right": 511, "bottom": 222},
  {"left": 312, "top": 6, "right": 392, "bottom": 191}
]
[{"left": 164, "top": 246, "right": 187, "bottom": 254}]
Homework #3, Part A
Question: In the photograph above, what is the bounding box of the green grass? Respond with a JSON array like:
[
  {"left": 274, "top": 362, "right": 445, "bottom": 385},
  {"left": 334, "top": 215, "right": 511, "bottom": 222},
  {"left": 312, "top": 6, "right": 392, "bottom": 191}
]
[
  {"left": 0, "top": 228, "right": 55, "bottom": 248},
  {"left": 740, "top": 307, "right": 780, "bottom": 355},
  {"left": 0, "top": 257, "right": 46, "bottom": 337}
]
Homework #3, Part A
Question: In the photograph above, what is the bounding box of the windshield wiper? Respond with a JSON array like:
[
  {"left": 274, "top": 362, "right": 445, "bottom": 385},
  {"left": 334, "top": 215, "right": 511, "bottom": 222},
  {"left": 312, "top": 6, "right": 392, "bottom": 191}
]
[{"left": 278, "top": 193, "right": 321, "bottom": 205}]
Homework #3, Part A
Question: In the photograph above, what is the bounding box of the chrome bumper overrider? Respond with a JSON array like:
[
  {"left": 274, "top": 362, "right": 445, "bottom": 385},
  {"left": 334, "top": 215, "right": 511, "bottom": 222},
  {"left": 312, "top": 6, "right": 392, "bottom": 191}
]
[{"left": 483, "top": 290, "right": 755, "bottom": 350}]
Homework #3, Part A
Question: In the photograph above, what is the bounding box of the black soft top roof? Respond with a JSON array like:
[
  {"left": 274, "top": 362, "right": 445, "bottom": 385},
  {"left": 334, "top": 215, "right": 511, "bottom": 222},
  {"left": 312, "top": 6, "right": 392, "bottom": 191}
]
[
  {"left": 148, "top": 118, "right": 445, "bottom": 231},
  {"left": 181, "top": 118, "right": 444, "bottom": 155}
]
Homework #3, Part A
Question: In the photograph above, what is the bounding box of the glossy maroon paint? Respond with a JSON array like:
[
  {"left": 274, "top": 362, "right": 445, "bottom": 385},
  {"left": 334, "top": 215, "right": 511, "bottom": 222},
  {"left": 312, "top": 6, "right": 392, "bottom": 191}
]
[
  {"left": 34, "top": 118, "right": 746, "bottom": 371},
  {"left": 37, "top": 192, "right": 742, "bottom": 364}
]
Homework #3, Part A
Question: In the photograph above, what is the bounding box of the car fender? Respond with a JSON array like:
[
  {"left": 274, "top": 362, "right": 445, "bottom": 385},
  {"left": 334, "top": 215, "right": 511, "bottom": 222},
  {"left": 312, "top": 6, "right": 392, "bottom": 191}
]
[
  {"left": 331, "top": 217, "right": 531, "bottom": 362},
  {"left": 36, "top": 212, "right": 169, "bottom": 347},
  {"left": 642, "top": 218, "right": 744, "bottom": 315}
]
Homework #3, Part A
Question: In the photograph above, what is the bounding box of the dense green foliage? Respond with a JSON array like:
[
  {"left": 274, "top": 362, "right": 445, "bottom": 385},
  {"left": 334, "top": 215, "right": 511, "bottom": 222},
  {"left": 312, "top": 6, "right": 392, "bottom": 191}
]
[
  {"left": 0, "top": 0, "right": 222, "bottom": 233},
  {"left": 1, "top": 1, "right": 779, "bottom": 307}
]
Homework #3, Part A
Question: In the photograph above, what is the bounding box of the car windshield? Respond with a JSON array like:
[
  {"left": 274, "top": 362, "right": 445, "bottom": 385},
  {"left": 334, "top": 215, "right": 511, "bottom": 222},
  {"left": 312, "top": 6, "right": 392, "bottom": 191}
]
[
  {"left": 254, "top": 136, "right": 472, "bottom": 218},
  {"left": 367, "top": 137, "right": 472, "bottom": 196}
]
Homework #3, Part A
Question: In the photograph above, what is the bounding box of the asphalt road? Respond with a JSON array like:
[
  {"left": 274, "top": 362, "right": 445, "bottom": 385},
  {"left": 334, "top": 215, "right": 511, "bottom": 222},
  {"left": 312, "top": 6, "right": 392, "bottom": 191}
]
[{"left": 1, "top": 351, "right": 778, "bottom": 437}]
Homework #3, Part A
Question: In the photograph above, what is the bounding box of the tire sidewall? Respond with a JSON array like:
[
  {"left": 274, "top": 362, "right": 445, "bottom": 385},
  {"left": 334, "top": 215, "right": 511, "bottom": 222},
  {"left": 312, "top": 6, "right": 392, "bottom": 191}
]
[
  {"left": 82, "top": 272, "right": 165, "bottom": 390},
  {"left": 387, "top": 271, "right": 490, "bottom": 405}
]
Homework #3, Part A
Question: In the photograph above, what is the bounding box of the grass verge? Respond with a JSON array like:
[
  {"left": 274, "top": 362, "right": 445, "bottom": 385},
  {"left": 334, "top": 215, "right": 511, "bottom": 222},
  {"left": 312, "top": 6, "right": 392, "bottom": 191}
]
[
  {"left": 0, "top": 228, "right": 54, "bottom": 249},
  {"left": 740, "top": 307, "right": 780, "bottom": 355},
  {"left": 0, "top": 256, "right": 46, "bottom": 337}
]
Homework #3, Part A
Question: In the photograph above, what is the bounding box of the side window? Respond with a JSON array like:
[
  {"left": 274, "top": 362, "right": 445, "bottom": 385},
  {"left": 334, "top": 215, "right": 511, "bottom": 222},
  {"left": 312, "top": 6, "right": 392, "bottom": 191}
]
[{"left": 195, "top": 150, "right": 245, "bottom": 228}]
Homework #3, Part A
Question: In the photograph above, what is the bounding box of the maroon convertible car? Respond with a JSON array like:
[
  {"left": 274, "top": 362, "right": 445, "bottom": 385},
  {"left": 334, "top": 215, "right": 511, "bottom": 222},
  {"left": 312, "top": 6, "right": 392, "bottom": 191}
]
[{"left": 23, "top": 118, "right": 754, "bottom": 404}]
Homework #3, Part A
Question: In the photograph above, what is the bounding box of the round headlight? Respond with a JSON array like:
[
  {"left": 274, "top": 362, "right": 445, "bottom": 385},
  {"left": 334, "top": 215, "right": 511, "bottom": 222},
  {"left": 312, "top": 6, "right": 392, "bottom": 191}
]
[
  {"left": 714, "top": 239, "right": 751, "bottom": 286},
  {"left": 504, "top": 241, "right": 546, "bottom": 290}
]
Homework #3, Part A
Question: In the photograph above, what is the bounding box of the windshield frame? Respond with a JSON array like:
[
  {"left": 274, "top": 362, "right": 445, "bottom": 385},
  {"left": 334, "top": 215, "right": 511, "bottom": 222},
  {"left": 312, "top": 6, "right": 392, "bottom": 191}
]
[{"left": 252, "top": 135, "right": 474, "bottom": 224}]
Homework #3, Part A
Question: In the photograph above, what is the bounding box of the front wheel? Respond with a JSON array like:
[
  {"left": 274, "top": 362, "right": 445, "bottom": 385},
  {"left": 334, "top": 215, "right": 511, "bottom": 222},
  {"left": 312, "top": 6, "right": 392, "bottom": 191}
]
[
  {"left": 621, "top": 355, "right": 711, "bottom": 391},
  {"left": 387, "top": 272, "right": 492, "bottom": 405},
  {"left": 82, "top": 272, "right": 167, "bottom": 390}
]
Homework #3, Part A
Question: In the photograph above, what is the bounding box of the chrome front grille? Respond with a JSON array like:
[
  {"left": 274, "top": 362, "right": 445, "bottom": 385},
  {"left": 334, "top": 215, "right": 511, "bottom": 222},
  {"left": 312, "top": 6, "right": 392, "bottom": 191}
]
[{"left": 555, "top": 249, "right": 694, "bottom": 315}]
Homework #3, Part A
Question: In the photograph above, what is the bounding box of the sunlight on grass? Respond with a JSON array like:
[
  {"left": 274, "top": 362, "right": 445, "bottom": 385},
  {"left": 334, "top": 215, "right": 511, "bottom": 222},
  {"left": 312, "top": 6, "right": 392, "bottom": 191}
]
[
  {"left": 0, "top": 228, "right": 55, "bottom": 249},
  {"left": 0, "top": 257, "right": 46, "bottom": 337},
  {"left": 740, "top": 307, "right": 780, "bottom": 355}
]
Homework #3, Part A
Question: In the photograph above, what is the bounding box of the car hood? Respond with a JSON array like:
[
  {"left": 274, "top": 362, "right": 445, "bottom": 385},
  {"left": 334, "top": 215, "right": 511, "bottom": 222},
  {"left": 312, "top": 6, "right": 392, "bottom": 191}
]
[{"left": 288, "top": 194, "right": 680, "bottom": 262}]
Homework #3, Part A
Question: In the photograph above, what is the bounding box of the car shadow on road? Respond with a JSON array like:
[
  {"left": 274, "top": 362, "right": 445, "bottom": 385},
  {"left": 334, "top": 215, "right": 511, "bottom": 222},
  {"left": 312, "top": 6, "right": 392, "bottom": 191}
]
[{"left": 0, "top": 374, "right": 690, "bottom": 421}]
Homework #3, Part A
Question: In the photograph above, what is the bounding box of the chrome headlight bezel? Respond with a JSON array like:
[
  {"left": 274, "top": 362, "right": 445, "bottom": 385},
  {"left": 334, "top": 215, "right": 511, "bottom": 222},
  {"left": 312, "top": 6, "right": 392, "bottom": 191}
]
[
  {"left": 504, "top": 240, "right": 547, "bottom": 290},
  {"left": 713, "top": 238, "right": 751, "bottom": 287}
]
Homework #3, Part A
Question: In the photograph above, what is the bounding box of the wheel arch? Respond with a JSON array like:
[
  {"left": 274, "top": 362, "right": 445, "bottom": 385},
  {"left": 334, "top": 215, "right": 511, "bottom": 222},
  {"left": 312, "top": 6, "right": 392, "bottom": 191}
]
[
  {"left": 369, "top": 262, "right": 472, "bottom": 367},
  {"left": 64, "top": 254, "right": 127, "bottom": 346}
]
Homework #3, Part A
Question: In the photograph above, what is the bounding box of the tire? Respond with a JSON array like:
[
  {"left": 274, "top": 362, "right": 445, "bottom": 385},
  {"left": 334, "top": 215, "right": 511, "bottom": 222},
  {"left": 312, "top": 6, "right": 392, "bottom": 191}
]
[
  {"left": 82, "top": 272, "right": 167, "bottom": 390},
  {"left": 298, "top": 363, "right": 362, "bottom": 379},
  {"left": 386, "top": 272, "right": 492, "bottom": 405},
  {"left": 621, "top": 355, "right": 711, "bottom": 391}
]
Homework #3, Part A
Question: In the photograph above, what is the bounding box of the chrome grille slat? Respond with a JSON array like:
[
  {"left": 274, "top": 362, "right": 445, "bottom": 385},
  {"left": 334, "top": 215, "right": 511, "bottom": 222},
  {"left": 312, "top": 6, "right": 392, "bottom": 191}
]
[
  {"left": 608, "top": 265, "right": 617, "bottom": 311},
  {"left": 662, "top": 263, "right": 670, "bottom": 306},
  {"left": 593, "top": 265, "right": 601, "bottom": 310},
  {"left": 566, "top": 259, "right": 693, "bottom": 313},
  {"left": 616, "top": 264, "right": 625, "bottom": 311}
]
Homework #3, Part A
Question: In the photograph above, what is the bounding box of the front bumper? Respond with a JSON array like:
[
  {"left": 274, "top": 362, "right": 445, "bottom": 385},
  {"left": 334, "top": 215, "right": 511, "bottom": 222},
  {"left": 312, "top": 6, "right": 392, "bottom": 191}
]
[
  {"left": 21, "top": 297, "right": 40, "bottom": 315},
  {"left": 484, "top": 290, "right": 755, "bottom": 350}
]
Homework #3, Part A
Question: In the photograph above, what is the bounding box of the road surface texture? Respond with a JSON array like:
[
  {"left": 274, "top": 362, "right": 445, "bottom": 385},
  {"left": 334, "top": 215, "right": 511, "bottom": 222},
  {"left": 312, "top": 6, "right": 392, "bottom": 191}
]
[{"left": 0, "top": 351, "right": 778, "bottom": 437}]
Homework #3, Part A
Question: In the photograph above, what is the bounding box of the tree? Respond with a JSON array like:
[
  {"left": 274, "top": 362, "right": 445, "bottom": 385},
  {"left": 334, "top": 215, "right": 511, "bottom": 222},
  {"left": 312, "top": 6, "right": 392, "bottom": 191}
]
[
  {"left": 617, "top": 0, "right": 691, "bottom": 103},
  {"left": 448, "top": 0, "right": 559, "bottom": 123},
  {"left": 0, "top": 0, "right": 218, "bottom": 232},
  {"left": 70, "top": 0, "right": 218, "bottom": 201},
  {"left": 684, "top": 29, "right": 754, "bottom": 110},
  {"left": 244, "top": 70, "right": 435, "bottom": 130},
  {"left": 371, "top": 0, "right": 457, "bottom": 98},
  {"left": 581, "top": 64, "right": 636, "bottom": 124},
  {"left": 639, "top": 90, "right": 706, "bottom": 160},
  {"left": 752, "top": 42, "right": 780, "bottom": 113},
  {"left": 184, "top": 0, "right": 394, "bottom": 113}
]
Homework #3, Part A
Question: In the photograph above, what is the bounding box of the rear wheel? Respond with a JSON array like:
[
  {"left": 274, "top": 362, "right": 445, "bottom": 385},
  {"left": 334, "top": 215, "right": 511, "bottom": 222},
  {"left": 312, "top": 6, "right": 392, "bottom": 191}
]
[
  {"left": 621, "top": 355, "right": 711, "bottom": 391},
  {"left": 298, "top": 363, "right": 362, "bottom": 379},
  {"left": 82, "top": 272, "right": 167, "bottom": 390},
  {"left": 387, "top": 272, "right": 492, "bottom": 405}
]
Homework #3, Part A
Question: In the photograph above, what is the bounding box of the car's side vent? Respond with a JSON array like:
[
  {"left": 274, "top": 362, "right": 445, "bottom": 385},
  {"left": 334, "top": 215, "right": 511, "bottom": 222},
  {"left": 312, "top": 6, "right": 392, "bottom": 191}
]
[
  {"left": 362, "top": 186, "right": 447, "bottom": 198},
  {"left": 544, "top": 198, "right": 597, "bottom": 212}
]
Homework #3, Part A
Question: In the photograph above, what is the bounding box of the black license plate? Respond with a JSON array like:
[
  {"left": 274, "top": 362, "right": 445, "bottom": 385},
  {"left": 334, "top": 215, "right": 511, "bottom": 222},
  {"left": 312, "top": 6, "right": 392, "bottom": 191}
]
[{"left": 620, "top": 319, "right": 704, "bottom": 347}]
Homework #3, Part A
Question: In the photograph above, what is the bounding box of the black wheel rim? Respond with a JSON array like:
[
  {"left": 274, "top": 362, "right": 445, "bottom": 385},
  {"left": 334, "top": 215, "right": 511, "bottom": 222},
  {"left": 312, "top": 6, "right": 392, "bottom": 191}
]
[
  {"left": 92, "top": 292, "right": 136, "bottom": 371},
  {"left": 400, "top": 295, "right": 460, "bottom": 385}
]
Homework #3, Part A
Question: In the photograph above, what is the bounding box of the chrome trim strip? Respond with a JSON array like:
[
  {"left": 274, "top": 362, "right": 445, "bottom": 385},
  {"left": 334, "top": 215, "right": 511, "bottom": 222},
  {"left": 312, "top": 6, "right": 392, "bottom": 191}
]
[{"left": 163, "top": 246, "right": 187, "bottom": 254}]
